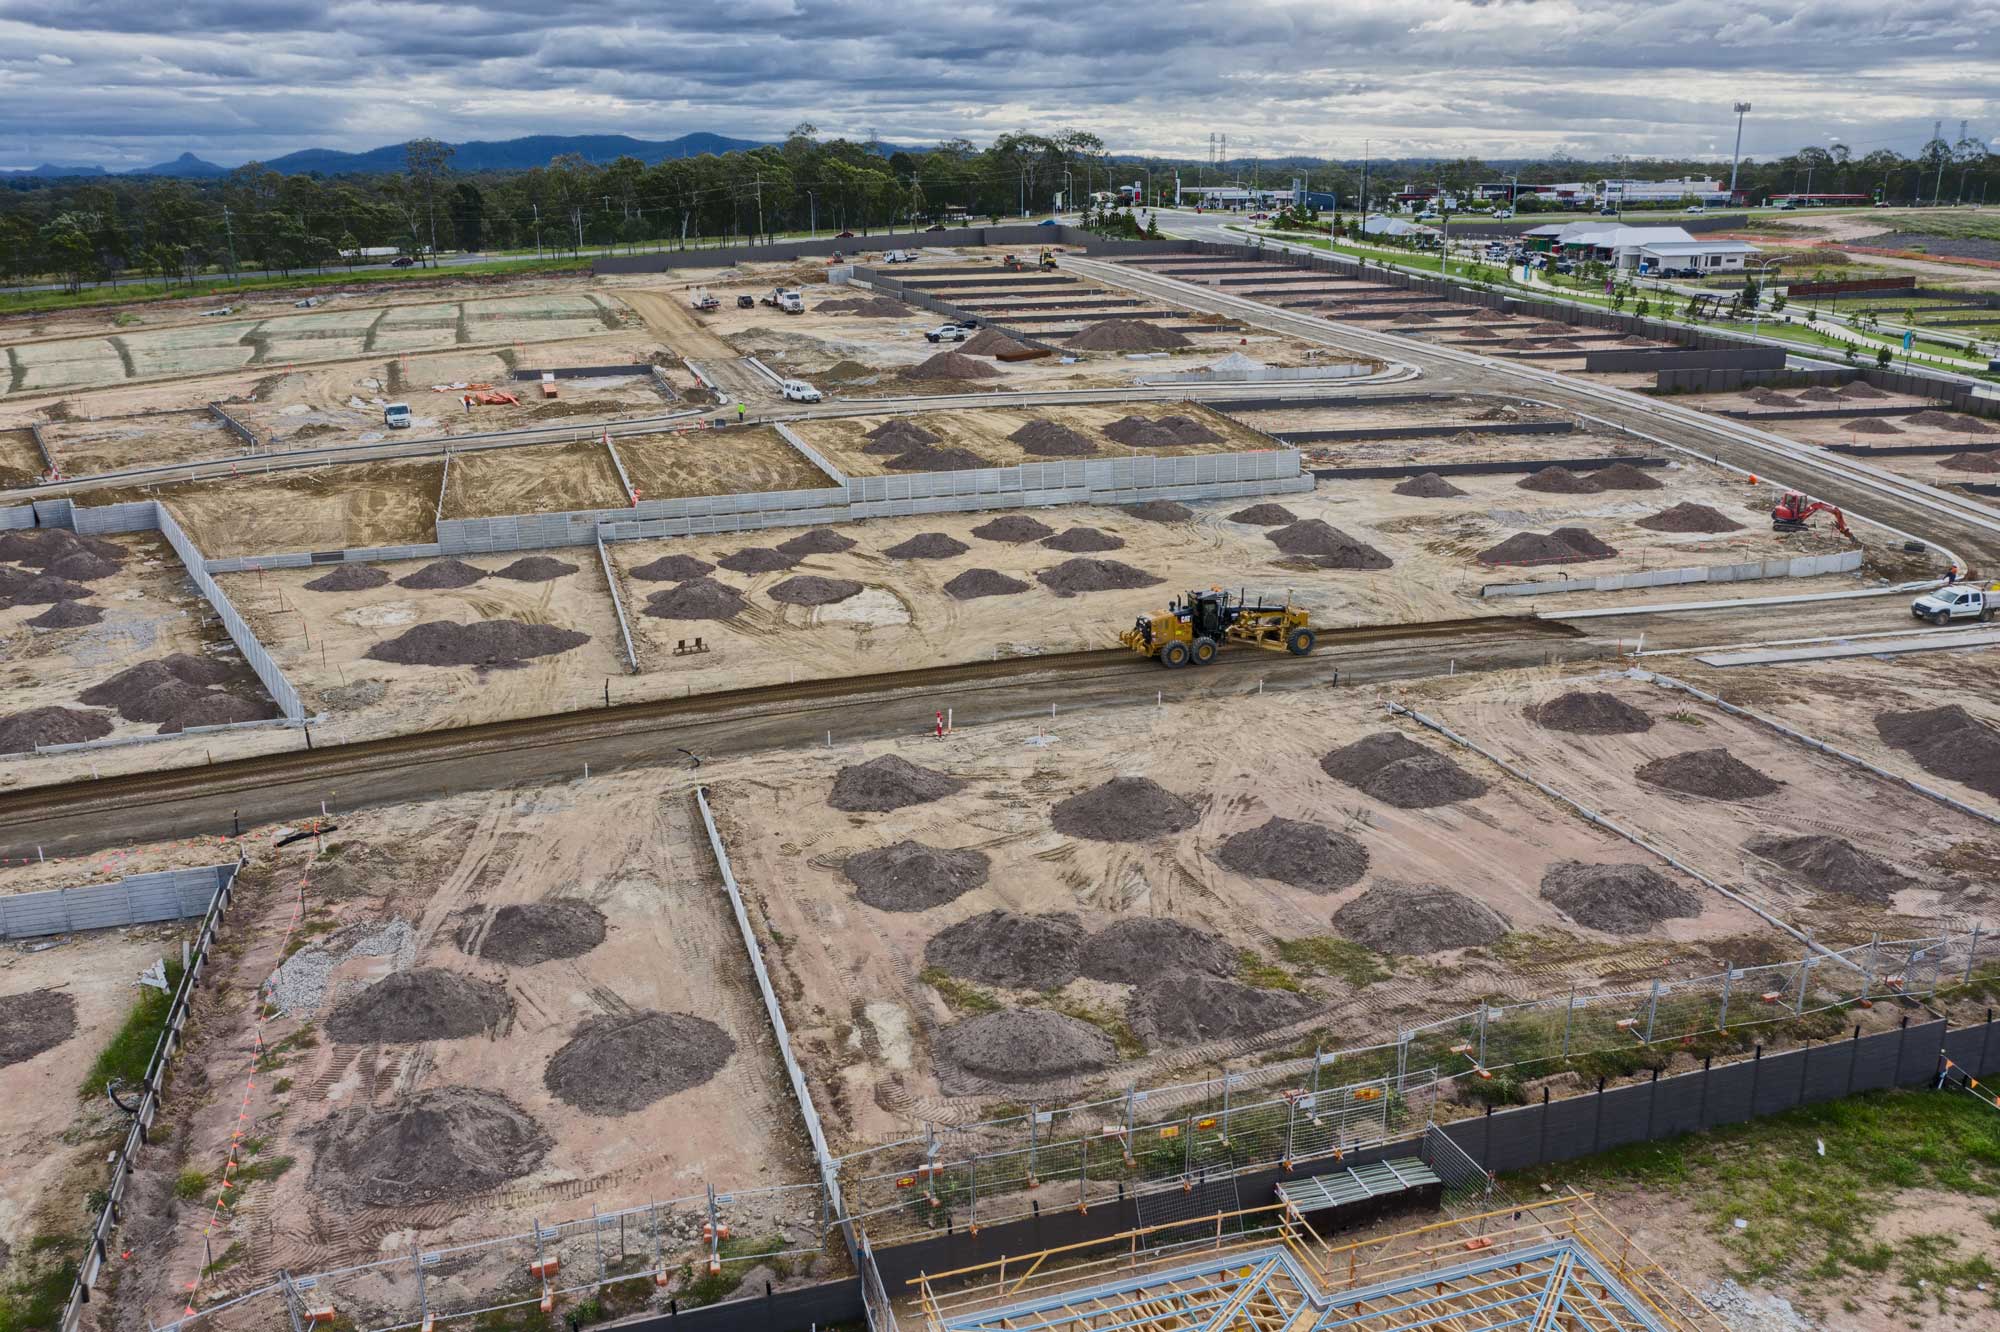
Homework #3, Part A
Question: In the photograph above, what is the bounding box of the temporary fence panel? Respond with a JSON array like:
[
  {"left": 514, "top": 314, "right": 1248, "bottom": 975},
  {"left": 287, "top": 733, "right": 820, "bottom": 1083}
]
[{"left": 0, "top": 863, "right": 235, "bottom": 939}]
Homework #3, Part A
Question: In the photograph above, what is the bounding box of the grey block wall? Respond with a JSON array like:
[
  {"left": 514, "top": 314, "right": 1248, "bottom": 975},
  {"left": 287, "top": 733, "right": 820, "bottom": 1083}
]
[
  {"left": 0, "top": 504, "right": 34, "bottom": 531},
  {"left": 0, "top": 864, "right": 236, "bottom": 939},
  {"left": 153, "top": 504, "right": 305, "bottom": 720}
]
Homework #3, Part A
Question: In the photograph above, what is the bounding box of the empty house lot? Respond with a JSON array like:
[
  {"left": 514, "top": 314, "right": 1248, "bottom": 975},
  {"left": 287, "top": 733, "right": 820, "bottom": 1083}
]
[
  {"left": 0, "top": 426, "right": 43, "bottom": 486},
  {"left": 100, "top": 460, "right": 446, "bottom": 558},
  {"left": 1212, "top": 394, "right": 1573, "bottom": 437},
  {"left": 440, "top": 439, "right": 631, "bottom": 519},
  {"left": 31, "top": 409, "right": 240, "bottom": 480},
  {"left": 617, "top": 425, "right": 835, "bottom": 500},
  {"left": 95, "top": 777, "right": 815, "bottom": 1332},
  {"left": 787, "top": 401, "right": 1273, "bottom": 476}
]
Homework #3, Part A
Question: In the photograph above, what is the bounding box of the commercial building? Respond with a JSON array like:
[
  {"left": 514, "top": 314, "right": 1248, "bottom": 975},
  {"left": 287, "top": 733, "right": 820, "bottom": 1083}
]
[{"left": 1523, "top": 222, "right": 1757, "bottom": 272}]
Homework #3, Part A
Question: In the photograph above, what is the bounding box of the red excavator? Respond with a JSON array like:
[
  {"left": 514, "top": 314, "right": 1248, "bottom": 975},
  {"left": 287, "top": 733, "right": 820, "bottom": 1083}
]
[{"left": 1772, "top": 490, "right": 1854, "bottom": 540}]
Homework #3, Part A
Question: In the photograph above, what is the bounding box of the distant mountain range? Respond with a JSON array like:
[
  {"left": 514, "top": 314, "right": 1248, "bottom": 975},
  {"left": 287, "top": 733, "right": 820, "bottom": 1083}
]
[{"left": 0, "top": 132, "right": 769, "bottom": 180}]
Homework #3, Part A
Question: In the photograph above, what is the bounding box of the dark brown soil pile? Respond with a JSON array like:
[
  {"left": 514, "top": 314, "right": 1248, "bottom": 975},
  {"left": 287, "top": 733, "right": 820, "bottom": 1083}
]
[
  {"left": 366, "top": 620, "right": 589, "bottom": 667},
  {"left": 1875, "top": 705, "right": 2000, "bottom": 800},
  {"left": 1041, "top": 526, "right": 1124, "bottom": 553},
  {"left": 47, "top": 552, "right": 121, "bottom": 581},
  {"left": 396, "top": 559, "right": 488, "bottom": 590},
  {"left": 818, "top": 296, "right": 907, "bottom": 317},
  {"left": 1228, "top": 503, "right": 1298, "bottom": 526},
  {"left": 1636, "top": 503, "right": 1745, "bottom": 532},
  {"left": 1843, "top": 418, "right": 1902, "bottom": 435},
  {"left": 1635, "top": 748, "right": 1782, "bottom": 800},
  {"left": 1065, "top": 320, "right": 1192, "bottom": 350},
  {"left": 1319, "top": 731, "right": 1487, "bottom": 808},
  {"left": 1037, "top": 558, "right": 1164, "bottom": 596},
  {"left": 863, "top": 420, "right": 941, "bottom": 452},
  {"left": 1529, "top": 691, "right": 1653, "bottom": 734},
  {"left": 324, "top": 968, "right": 513, "bottom": 1044},
  {"left": 0, "top": 989, "right": 78, "bottom": 1066},
  {"left": 843, "top": 840, "right": 989, "bottom": 911},
  {"left": 458, "top": 900, "right": 607, "bottom": 964},
  {"left": 1392, "top": 472, "right": 1467, "bottom": 498},
  {"left": 1941, "top": 451, "right": 2000, "bottom": 473},
  {"left": 1101, "top": 414, "right": 1223, "bottom": 448},
  {"left": 1216, "top": 817, "right": 1368, "bottom": 892},
  {"left": 1125, "top": 500, "right": 1193, "bottom": 523},
  {"left": 767, "top": 575, "right": 864, "bottom": 606},
  {"left": 644, "top": 577, "right": 748, "bottom": 619},
  {"left": 885, "top": 533, "right": 970, "bottom": 560},
  {"left": 9, "top": 575, "right": 90, "bottom": 604},
  {"left": 1266, "top": 520, "right": 1393, "bottom": 570},
  {"left": 1905, "top": 410, "right": 1993, "bottom": 434},
  {"left": 884, "top": 441, "right": 990, "bottom": 471},
  {"left": 1749, "top": 390, "right": 1797, "bottom": 407},
  {"left": 972, "top": 514, "right": 1055, "bottom": 543},
  {"left": 305, "top": 564, "right": 393, "bottom": 592},
  {"left": 158, "top": 693, "right": 280, "bottom": 734},
  {"left": 1551, "top": 527, "right": 1616, "bottom": 559},
  {"left": 631, "top": 553, "right": 717, "bottom": 581},
  {"left": 1746, "top": 835, "right": 1913, "bottom": 904},
  {"left": 944, "top": 568, "right": 1030, "bottom": 600},
  {"left": 492, "top": 556, "right": 578, "bottom": 582},
  {"left": 961, "top": 327, "right": 1026, "bottom": 357},
  {"left": 1476, "top": 530, "right": 1614, "bottom": 565},
  {"left": 1130, "top": 976, "right": 1315, "bottom": 1046},
  {"left": 79, "top": 654, "right": 241, "bottom": 724},
  {"left": 544, "top": 1011, "right": 736, "bottom": 1115},
  {"left": 900, "top": 351, "right": 1000, "bottom": 381},
  {"left": 829, "top": 754, "right": 966, "bottom": 812},
  {"left": 1518, "top": 465, "right": 1602, "bottom": 494},
  {"left": 936, "top": 1010, "right": 1118, "bottom": 1084},
  {"left": 0, "top": 529, "right": 123, "bottom": 570},
  {"left": 924, "top": 911, "right": 1086, "bottom": 989},
  {"left": 1588, "top": 463, "right": 1663, "bottom": 491},
  {"left": 0, "top": 705, "right": 113, "bottom": 752},
  {"left": 1539, "top": 862, "right": 1702, "bottom": 934},
  {"left": 27, "top": 601, "right": 103, "bottom": 629},
  {"left": 1795, "top": 387, "right": 1844, "bottom": 403},
  {"left": 1079, "top": 918, "right": 1235, "bottom": 985},
  {"left": 1834, "top": 381, "right": 1888, "bottom": 399},
  {"left": 775, "top": 528, "right": 857, "bottom": 556},
  {"left": 717, "top": 546, "right": 799, "bottom": 574},
  {"left": 1052, "top": 777, "right": 1199, "bottom": 842},
  {"left": 1010, "top": 420, "right": 1097, "bottom": 456},
  {"left": 1332, "top": 882, "right": 1509, "bottom": 953},
  {"left": 313, "top": 1087, "right": 550, "bottom": 1206}
]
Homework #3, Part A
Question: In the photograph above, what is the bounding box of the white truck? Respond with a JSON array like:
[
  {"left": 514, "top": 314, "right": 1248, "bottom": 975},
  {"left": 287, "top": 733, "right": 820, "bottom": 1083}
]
[
  {"left": 780, "top": 380, "right": 822, "bottom": 402},
  {"left": 383, "top": 403, "right": 413, "bottom": 429},
  {"left": 1910, "top": 584, "right": 1995, "bottom": 625},
  {"left": 760, "top": 287, "right": 805, "bottom": 314}
]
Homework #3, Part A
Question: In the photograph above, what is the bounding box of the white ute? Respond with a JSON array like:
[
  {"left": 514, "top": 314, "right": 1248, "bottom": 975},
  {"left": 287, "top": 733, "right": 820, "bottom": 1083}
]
[
  {"left": 1910, "top": 584, "right": 1995, "bottom": 625},
  {"left": 780, "top": 380, "right": 822, "bottom": 402}
]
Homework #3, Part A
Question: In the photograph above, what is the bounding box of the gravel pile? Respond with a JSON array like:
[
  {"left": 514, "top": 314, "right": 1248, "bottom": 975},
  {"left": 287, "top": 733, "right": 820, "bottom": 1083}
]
[
  {"left": 1129, "top": 977, "right": 1315, "bottom": 1046},
  {"left": 27, "top": 601, "right": 103, "bottom": 629},
  {"left": 1332, "top": 882, "right": 1509, "bottom": 953},
  {"left": 313, "top": 1087, "right": 551, "bottom": 1207},
  {"left": 717, "top": 547, "right": 799, "bottom": 574},
  {"left": 1746, "top": 835, "right": 1913, "bottom": 904},
  {"left": 1010, "top": 420, "right": 1097, "bottom": 456},
  {"left": 1053, "top": 777, "right": 1199, "bottom": 842},
  {"left": 1065, "top": 320, "right": 1192, "bottom": 351},
  {"left": 1392, "top": 472, "right": 1467, "bottom": 498},
  {"left": 1041, "top": 526, "right": 1124, "bottom": 552},
  {"left": 936, "top": 1010, "right": 1118, "bottom": 1084},
  {"left": 1636, "top": 503, "right": 1745, "bottom": 532},
  {"left": 1101, "top": 414, "right": 1222, "bottom": 447},
  {"left": 630, "top": 553, "right": 717, "bottom": 582},
  {"left": 1320, "top": 732, "right": 1488, "bottom": 808},
  {"left": 0, "top": 705, "right": 113, "bottom": 752},
  {"left": 1517, "top": 466, "right": 1602, "bottom": 494},
  {"left": 1216, "top": 817, "right": 1368, "bottom": 892},
  {"left": 457, "top": 900, "right": 607, "bottom": 964},
  {"left": 644, "top": 577, "right": 748, "bottom": 619},
  {"left": 323, "top": 968, "right": 513, "bottom": 1044},
  {"left": 1037, "top": 558, "right": 1163, "bottom": 596},
  {"left": 1876, "top": 705, "right": 2000, "bottom": 800},
  {"left": 884, "top": 533, "right": 970, "bottom": 559},
  {"left": 544, "top": 1011, "right": 736, "bottom": 1115},
  {"left": 365, "top": 620, "right": 590, "bottom": 667},
  {"left": 1124, "top": 500, "right": 1194, "bottom": 523},
  {"left": 1266, "top": 519, "right": 1392, "bottom": 570},
  {"left": 971, "top": 514, "right": 1055, "bottom": 543},
  {"left": 829, "top": 754, "right": 966, "bottom": 812},
  {"left": 1635, "top": 748, "right": 1782, "bottom": 801},
  {"left": 1078, "top": 918, "right": 1235, "bottom": 984},
  {"left": 775, "top": 528, "right": 858, "bottom": 556},
  {"left": 843, "top": 840, "right": 991, "bottom": 911},
  {"left": 923, "top": 911, "right": 1086, "bottom": 989},
  {"left": 305, "top": 564, "right": 393, "bottom": 592},
  {"left": 396, "top": 559, "right": 488, "bottom": 589},
  {"left": 1588, "top": 462, "right": 1663, "bottom": 490},
  {"left": 1539, "top": 862, "right": 1702, "bottom": 933},
  {"left": 492, "top": 556, "right": 578, "bottom": 582},
  {"left": 767, "top": 575, "right": 864, "bottom": 605},
  {"left": 1227, "top": 503, "right": 1297, "bottom": 526},
  {"left": 944, "top": 568, "right": 1030, "bottom": 600},
  {"left": 265, "top": 920, "right": 417, "bottom": 1015},
  {"left": 1529, "top": 691, "right": 1653, "bottom": 734},
  {"left": 0, "top": 990, "right": 78, "bottom": 1067},
  {"left": 900, "top": 351, "right": 1000, "bottom": 381}
]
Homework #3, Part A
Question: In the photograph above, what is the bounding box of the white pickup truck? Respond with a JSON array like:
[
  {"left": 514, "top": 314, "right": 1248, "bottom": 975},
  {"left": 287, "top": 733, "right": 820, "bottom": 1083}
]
[
  {"left": 1911, "top": 584, "right": 1995, "bottom": 625},
  {"left": 780, "top": 380, "right": 822, "bottom": 402}
]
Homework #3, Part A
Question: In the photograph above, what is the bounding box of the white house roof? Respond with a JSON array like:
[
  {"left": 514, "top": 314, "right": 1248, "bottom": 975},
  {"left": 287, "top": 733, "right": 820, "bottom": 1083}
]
[
  {"left": 1635, "top": 239, "right": 1759, "bottom": 256},
  {"left": 1361, "top": 215, "right": 1437, "bottom": 238},
  {"left": 1556, "top": 224, "right": 1702, "bottom": 249}
]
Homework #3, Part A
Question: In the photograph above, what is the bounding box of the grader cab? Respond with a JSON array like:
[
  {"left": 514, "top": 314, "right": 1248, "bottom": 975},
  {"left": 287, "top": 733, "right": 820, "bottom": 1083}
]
[{"left": 1119, "top": 588, "right": 1316, "bottom": 668}]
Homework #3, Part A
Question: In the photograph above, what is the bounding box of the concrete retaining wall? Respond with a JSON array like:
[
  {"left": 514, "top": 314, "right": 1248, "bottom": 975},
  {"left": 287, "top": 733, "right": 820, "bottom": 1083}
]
[
  {"left": 0, "top": 504, "right": 35, "bottom": 531},
  {"left": 1584, "top": 347, "right": 1787, "bottom": 373},
  {"left": 1145, "top": 363, "right": 1375, "bottom": 385},
  {"left": 1272, "top": 420, "right": 1574, "bottom": 444},
  {"left": 1482, "top": 548, "right": 1863, "bottom": 597},
  {"left": 1312, "top": 456, "right": 1664, "bottom": 481},
  {"left": 0, "top": 863, "right": 238, "bottom": 939}
]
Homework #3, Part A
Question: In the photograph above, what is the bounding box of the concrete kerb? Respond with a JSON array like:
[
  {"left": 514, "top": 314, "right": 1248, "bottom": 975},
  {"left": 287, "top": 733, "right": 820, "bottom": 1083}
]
[{"left": 595, "top": 527, "right": 640, "bottom": 674}]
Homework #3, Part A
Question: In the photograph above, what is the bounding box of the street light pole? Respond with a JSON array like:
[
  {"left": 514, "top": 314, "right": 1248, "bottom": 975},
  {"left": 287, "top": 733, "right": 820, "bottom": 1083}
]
[
  {"left": 1749, "top": 257, "right": 1780, "bottom": 338},
  {"left": 1729, "top": 102, "right": 1752, "bottom": 200}
]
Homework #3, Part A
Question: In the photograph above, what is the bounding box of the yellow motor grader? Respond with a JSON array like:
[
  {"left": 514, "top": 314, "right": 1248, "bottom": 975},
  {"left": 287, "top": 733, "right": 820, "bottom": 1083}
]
[{"left": 1119, "top": 587, "right": 1316, "bottom": 668}]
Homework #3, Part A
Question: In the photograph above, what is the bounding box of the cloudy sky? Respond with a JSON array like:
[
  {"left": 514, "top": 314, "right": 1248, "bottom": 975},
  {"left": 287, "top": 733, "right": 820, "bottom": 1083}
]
[{"left": 2, "top": 0, "right": 1995, "bottom": 169}]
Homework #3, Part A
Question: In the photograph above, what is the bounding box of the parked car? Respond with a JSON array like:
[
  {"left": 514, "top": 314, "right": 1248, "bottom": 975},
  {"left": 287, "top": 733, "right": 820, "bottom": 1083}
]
[
  {"left": 1684, "top": 205, "right": 1706, "bottom": 213},
  {"left": 1598, "top": 206, "right": 1619, "bottom": 216},
  {"left": 1036, "top": 218, "right": 1059, "bottom": 227},
  {"left": 925, "top": 224, "right": 949, "bottom": 232},
  {"left": 956, "top": 316, "right": 981, "bottom": 329},
  {"left": 737, "top": 294, "right": 755, "bottom": 309},
  {"left": 1493, "top": 209, "right": 1514, "bottom": 219},
  {"left": 1911, "top": 584, "right": 1994, "bottom": 625},
  {"left": 390, "top": 256, "right": 416, "bottom": 267},
  {"left": 926, "top": 324, "right": 970, "bottom": 343},
  {"left": 836, "top": 230, "right": 855, "bottom": 238}
]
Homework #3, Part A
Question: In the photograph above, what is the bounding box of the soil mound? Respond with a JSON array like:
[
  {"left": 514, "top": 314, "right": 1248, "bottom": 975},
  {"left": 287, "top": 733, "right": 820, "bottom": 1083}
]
[
  {"left": 1216, "top": 817, "right": 1369, "bottom": 892},
  {"left": 844, "top": 840, "right": 990, "bottom": 911},
  {"left": 1052, "top": 777, "right": 1199, "bottom": 842},
  {"left": 1041, "top": 526, "right": 1124, "bottom": 552},
  {"left": 1518, "top": 466, "right": 1602, "bottom": 494},
  {"left": 1746, "top": 835, "right": 1913, "bottom": 904},
  {"left": 971, "top": 514, "right": 1055, "bottom": 543},
  {"left": 1550, "top": 527, "right": 1615, "bottom": 558},
  {"left": 863, "top": 419, "right": 940, "bottom": 450},
  {"left": 1940, "top": 451, "right": 2000, "bottom": 474},
  {"left": 1319, "top": 732, "right": 1427, "bottom": 784},
  {"left": 716, "top": 546, "right": 799, "bottom": 574},
  {"left": 924, "top": 911, "right": 1086, "bottom": 989},
  {"left": 1635, "top": 748, "right": 1781, "bottom": 801},
  {"left": 1037, "top": 558, "right": 1163, "bottom": 596},
  {"left": 1079, "top": 918, "right": 1235, "bottom": 984},
  {"left": 884, "top": 533, "right": 970, "bottom": 560},
  {"left": 1332, "top": 882, "right": 1509, "bottom": 953},
  {"left": 47, "top": 552, "right": 121, "bottom": 582},
  {"left": 9, "top": 575, "right": 89, "bottom": 604},
  {"left": 944, "top": 568, "right": 1030, "bottom": 600},
  {"left": 1319, "top": 732, "right": 1487, "bottom": 808},
  {"left": 1530, "top": 691, "right": 1653, "bottom": 734},
  {"left": 1876, "top": 705, "right": 2000, "bottom": 799},
  {"left": 829, "top": 755, "right": 965, "bottom": 812},
  {"left": 366, "top": 620, "right": 589, "bottom": 667},
  {"left": 1267, "top": 519, "right": 1392, "bottom": 570},
  {"left": 1129, "top": 976, "right": 1315, "bottom": 1046},
  {"left": 492, "top": 556, "right": 578, "bottom": 582},
  {"left": 767, "top": 575, "right": 864, "bottom": 606},
  {"left": 0, "top": 705, "right": 113, "bottom": 752},
  {"left": 323, "top": 968, "right": 513, "bottom": 1044},
  {"left": 0, "top": 989, "right": 78, "bottom": 1067},
  {"left": 1636, "top": 503, "right": 1744, "bottom": 532},
  {"left": 1906, "top": 410, "right": 1993, "bottom": 434},
  {"left": 1125, "top": 499, "right": 1194, "bottom": 523},
  {"left": 1540, "top": 861, "right": 1701, "bottom": 934},
  {"left": 775, "top": 528, "right": 857, "bottom": 556},
  {"left": 459, "top": 900, "right": 608, "bottom": 964},
  {"left": 0, "top": 529, "right": 123, "bottom": 570},
  {"left": 884, "top": 441, "right": 989, "bottom": 471},
  {"left": 818, "top": 296, "right": 906, "bottom": 317},
  {"left": 1065, "top": 320, "right": 1192, "bottom": 351},
  {"left": 27, "top": 601, "right": 103, "bottom": 629},
  {"left": 305, "top": 564, "right": 393, "bottom": 592},
  {"left": 1844, "top": 418, "right": 1901, "bottom": 435},
  {"left": 1588, "top": 463, "right": 1663, "bottom": 491},
  {"left": 1101, "top": 414, "right": 1223, "bottom": 448},
  {"left": 644, "top": 577, "right": 748, "bottom": 619},
  {"left": 1393, "top": 472, "right": 1467, "bottom": 498},
  {"left": 1010, "top": 419, "right": 1097, "bottom": 456},
  {"left": 158, "top": 693, "right": 280, "bottom": 734},
  {"left": 1834, "top": 382, "right": 1888, "bottom": 399},
  {"left": 936, "top": 1010, "right": 1117, "bottom": 1084},
  {"left": 1748, "top": 390, "right": 1796, "bottom": 407},
  {"left": 1228, "top": 503, "right": 1297, "bottom": 526},
  {"left": 961, "top": 327, "right": 1025, "bottom": 357},
  {"left": 79, "top": 655, "right": 236, "bottom": 721},
  {"left": 630, "top": 553, "right": 716, "bottom": 582},
  {"left": 314, "top": 1087, "right": 550, "bottom": 1206},
  {"left": 900, "top": 351, "right": 1000, "bottom": 381},
  {"left": 1476, "top": 530, "right": 1615, "bottom": 566},
  {"left": 544, "top": 1011, "right": 736, "bottom": 1115},
  {"left": 396, "top": 559, "right": 487, "bottom": 590}
]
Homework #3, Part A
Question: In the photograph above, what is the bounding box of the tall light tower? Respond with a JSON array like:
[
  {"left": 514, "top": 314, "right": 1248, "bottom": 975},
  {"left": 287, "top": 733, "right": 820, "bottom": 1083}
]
[{"left": 1729, "top": 102, "right": 1752, "bottom": 199}]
